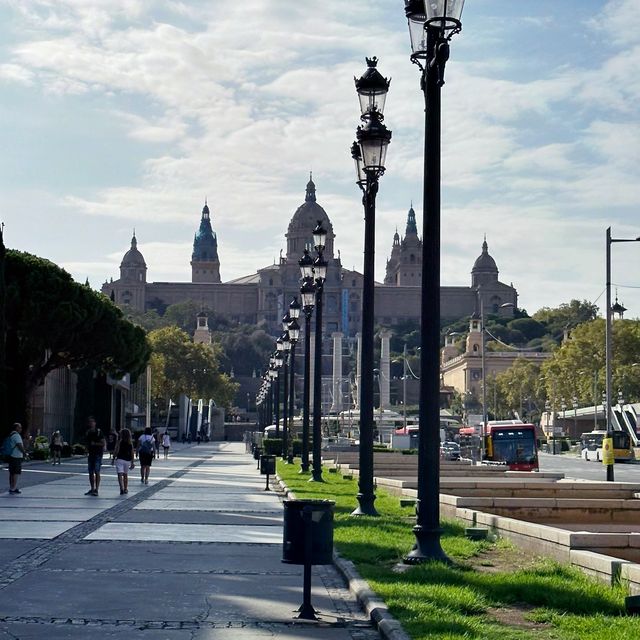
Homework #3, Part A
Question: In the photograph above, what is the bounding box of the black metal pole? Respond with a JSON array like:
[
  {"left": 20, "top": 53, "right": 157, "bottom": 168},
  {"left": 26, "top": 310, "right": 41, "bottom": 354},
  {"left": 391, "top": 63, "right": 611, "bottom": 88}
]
[
  {"left": 405, "top": 24, "right": 448, "bottom": 563},
  {"left": 274, "top": 372, "right": 280, "bottom": 438},
  {"left": 288, "top": 342, "right": 296, "bottom": 464},
  {"left": 282, "top": 356, "right": 289, "bottom": 460},
  {"left": 301, "top": 311, "right": 312, "bottom": 473},
  {"left": 310, "top": 275, "right": 324, "bottom": 482},
  {"left": 352, "top": 177, "right": 378, "bottom": 516}
]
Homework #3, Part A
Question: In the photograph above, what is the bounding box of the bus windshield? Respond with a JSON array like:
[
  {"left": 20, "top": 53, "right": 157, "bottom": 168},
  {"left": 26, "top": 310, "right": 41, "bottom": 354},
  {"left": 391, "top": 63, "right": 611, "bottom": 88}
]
[{"left": 491, "top": 428, "right": 537, "bottom": 465}]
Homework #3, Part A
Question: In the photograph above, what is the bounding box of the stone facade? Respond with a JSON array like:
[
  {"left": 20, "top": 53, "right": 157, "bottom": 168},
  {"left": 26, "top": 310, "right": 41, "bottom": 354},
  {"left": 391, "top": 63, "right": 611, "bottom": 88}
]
[{"left": 102, "top": 177, "right": 518, "bottom": 336}]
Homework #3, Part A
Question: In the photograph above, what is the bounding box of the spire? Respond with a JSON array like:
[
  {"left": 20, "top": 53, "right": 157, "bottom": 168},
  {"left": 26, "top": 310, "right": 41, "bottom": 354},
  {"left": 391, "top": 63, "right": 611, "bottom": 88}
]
[
  {"left": 202, "top": 199, "right": 210, "bottom": 219},
  {"left": 305, "top": 172, "right": 316, "bottom": 202},
  {"left": 131, "top": 230, "right": 137, "bottom": 250},
  {"left": 482, "top": 234, "right": 488, "bottom": 253},
  {"left": 393, "top": 226, "right": 400, "bottom": 246},
  {"left": 405, "top": 205, "right": 418, "bottom": 236}
]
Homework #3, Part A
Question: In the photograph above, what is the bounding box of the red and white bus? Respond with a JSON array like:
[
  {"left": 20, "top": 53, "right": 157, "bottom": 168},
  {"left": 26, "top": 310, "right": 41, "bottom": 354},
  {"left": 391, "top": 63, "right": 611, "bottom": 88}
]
[{"left": 483, "top": 421, "right": 539, "bottom": 471}]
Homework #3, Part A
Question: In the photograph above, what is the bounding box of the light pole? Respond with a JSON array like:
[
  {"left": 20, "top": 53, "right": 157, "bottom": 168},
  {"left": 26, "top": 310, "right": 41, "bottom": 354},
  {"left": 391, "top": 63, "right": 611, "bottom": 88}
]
[
  {"left": 271, "top": 352, "right": 283, "bottom": 436},
  {"left": 279, "top": 330, "right": 291, "bottom": 460},
  {"left": 605, "top": 227, "right": 640, "bottom": 481},
  {"left": 545, "top": 400, "right": 553, "bottom": 454},
  {"left": 299, "top": 260, "right": 315, "bottom": 473},
  {"left": 572, "top": 395, "right": 578, "bottom": 439},
  {"left": 561, "top": 398, "right": 567, "bottom": 446},
  {"left": 311, "top": 223, "right": 328, "bottom": 482},
  {"left": 288, "top": 299, "right": 301, "bottom": 464},
  {"left": 402, "top": 0, "right": 465, "bottom": 563},
  {"left": 350, "top": 56, "right": 391, "bottom": 517}
]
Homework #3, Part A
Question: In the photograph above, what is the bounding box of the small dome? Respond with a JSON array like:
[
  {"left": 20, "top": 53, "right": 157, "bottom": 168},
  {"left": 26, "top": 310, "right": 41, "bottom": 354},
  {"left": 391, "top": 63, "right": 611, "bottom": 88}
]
[
  {"left": 120, "top": 233, "right": 146, "bottom": 269},
  {"left": 472, "top": 238, "right": 498, "bottom": 274}
]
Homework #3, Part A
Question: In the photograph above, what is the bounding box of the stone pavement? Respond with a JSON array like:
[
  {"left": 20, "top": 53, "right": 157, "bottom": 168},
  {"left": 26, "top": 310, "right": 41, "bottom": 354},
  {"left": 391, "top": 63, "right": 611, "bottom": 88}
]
[{"left": 0, "top": 442, "right": 380, "bottom": 639}]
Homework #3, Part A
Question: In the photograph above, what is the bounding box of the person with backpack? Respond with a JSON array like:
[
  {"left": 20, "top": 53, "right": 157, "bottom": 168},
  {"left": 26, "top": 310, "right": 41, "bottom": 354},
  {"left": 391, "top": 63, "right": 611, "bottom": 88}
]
[
  {"left": 112, "top": 428, "right": 134, "bottom": 495},
  {"left": 137, "top": 427, "right": 155, "bottom": 485},
  {"left": 4, "top": 423, "right": 25, "bottom": 494}
]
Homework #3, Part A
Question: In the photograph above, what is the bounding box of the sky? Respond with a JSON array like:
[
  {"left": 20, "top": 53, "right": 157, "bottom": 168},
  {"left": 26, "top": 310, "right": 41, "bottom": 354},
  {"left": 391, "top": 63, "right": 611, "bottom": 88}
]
[{"left": 1, "top": 0, "right": 639, "bottom": 318}]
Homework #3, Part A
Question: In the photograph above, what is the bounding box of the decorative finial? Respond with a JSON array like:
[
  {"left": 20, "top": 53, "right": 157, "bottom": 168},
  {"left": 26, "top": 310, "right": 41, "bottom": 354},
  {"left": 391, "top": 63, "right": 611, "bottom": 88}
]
[{"left": 365, "top": 56, "right": 378, "bottom": 68}]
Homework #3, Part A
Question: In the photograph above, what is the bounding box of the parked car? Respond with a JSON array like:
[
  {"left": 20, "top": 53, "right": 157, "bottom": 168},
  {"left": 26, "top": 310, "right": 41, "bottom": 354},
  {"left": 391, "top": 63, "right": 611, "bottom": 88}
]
[{"left": 440, "top": 441, "right": 461, "bottom": 461}]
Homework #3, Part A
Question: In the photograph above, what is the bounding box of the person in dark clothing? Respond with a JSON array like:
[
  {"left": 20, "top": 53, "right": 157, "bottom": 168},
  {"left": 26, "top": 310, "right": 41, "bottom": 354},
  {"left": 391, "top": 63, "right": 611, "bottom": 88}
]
[
  {"left": 85, "top": 417, "right": 105, "bottom": 496},
  {"left": 112, "top": 428, "right": 134, "bottom": 495}
]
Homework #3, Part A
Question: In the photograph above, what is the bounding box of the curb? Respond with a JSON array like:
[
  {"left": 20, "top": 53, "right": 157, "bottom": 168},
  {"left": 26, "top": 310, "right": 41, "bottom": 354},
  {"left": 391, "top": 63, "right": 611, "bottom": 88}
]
[{"left": 275, "top": 474, "right": 411, "bottom": 640}]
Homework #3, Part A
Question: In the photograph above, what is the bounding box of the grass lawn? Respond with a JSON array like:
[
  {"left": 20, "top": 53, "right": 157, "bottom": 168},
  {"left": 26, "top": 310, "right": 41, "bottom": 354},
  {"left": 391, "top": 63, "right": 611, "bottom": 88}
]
[{"left": 277, "top": 462, "right": 639, "bottom": 640}]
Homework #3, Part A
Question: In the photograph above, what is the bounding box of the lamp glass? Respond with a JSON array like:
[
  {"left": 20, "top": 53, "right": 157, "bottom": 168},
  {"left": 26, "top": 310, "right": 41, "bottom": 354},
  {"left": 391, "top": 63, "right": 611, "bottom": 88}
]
[
  {"left": 300, "top": 277, "right": 316, "bottom": 308},
  {"left": 351, "top": 141, "right": 366, "bottom": 185},
  {"left": 289, "top": 297, "right": 301, "bottom": 319},
  {"left": 424, "top": 0, "right": 465, "bottom": 30},
  {"left": 404, "top": 0, "right": 428, "bottom": 55},
  {"left": 299, "top": 249, "right": 314, "bottom": 279},
  {"left": 314, "top": 255, "right": 328, "bottom": 282},
  {"left": 312, "top": 222, "right": 327, "bottom": 252},
  {"left": 288, "top": 318, "right": 300, "bottom": 341}
]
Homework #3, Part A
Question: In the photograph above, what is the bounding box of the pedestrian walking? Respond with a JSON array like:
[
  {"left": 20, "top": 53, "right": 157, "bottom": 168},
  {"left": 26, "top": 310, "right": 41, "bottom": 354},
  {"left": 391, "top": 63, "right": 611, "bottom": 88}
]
[
  {"left": 112, "top": 428, "right": 134, "bottom": 495},
  {"left": 106, "top": 428, "right": 117, "bottom": 461},
  {"left": 4, "top": 423, "right": 25, "bottom": 494},
  {"left": 153, "top": 429, "right": 160, "bottom": 458},
  {"left": 50, "top": 430, "right": 63, "bottom": 465},
  {"left": 85, "top": 417, "right": 105, "bottom": 496},
  {"left": 137, "top": 427, "right": 155, "bottom": 485},
  {"left": 162, "top": 432, "right": 171, "bottom": 459}
]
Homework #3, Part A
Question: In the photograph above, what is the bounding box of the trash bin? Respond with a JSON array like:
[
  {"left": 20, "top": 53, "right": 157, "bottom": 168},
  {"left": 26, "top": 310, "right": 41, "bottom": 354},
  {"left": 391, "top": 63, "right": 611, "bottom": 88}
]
[
  {"left": 253, "top": 446, "right": 262, "bottom": 460},
  {"left": 260, "top": 454, "right": 276, "bottom": 475},
  {"left": 282, "top": 499, "right": 334, "bottom": 565}
]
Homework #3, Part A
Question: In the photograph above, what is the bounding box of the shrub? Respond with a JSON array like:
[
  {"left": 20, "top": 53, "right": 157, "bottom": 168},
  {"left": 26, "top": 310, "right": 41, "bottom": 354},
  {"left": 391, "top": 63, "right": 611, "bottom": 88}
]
[
  {"left": 263, "top": 438, "right": 283, "bottom": 455},
  {"left": 72, "top": 443, "right": 87, "bottom": 456},
  {"left": 31, "top": 448, "right": 49, "bottom": 460}
]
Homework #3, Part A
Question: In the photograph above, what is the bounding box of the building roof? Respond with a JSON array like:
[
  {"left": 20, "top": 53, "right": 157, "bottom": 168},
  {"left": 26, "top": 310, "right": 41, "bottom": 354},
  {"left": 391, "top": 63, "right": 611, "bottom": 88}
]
[
  {"left": 192, "top": 201, "right": 219, "bottom": 262},
  {"left": 472, "top": 237, "right": 498, "bottom": 274}
]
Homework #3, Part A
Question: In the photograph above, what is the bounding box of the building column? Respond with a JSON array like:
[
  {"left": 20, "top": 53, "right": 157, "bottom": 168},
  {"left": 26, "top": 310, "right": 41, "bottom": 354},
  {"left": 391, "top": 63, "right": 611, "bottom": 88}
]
[
  {"left": 380, "top": 330, "right": 392, "bottom": 411},
  {"left": 331, "top": 332, "right": 343, "bottom": 413}
]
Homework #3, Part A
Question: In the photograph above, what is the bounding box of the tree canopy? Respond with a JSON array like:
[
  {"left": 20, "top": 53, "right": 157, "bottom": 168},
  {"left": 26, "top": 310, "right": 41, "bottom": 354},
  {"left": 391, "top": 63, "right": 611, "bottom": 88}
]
[
  {"left": 4, "top": 250, "right": 150, "bottom": 429},
  {"left": 148, "top": 326, "right": 237, "bottom": 408}
]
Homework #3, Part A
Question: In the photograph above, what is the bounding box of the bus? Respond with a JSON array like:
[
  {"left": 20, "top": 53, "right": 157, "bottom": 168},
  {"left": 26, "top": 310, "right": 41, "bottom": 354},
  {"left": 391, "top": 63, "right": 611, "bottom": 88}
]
[
  {"left": 484, "top": 422, "right": 538, "bottom": 471},
  {"left": 580, "top": 430, "right": 633, "bottom": 462}
]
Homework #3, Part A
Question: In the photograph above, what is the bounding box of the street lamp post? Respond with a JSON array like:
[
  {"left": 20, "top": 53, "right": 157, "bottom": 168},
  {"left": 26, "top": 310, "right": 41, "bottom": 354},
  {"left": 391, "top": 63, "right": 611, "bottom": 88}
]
[
  {"left": 288, "top": 299, "right": 301, "bottom": 465},
  {"left": 402, "top": 0, "right": 464, "bottom": 563},
  {"left": 299, "top": 261, "right": 315, "bottom": 474},
  {"left": 572, "top": 395, "right": 578, "bottom": 439},
  {"left": 605, "top": 227, "right": 640, "bottom": 481},
  {"left": 350, "top": 56, "right": 391, "bottom": 517},
  {"left": 279, "top": 331, "right": 291, "bottom": 460},
  {"left": 310, "top": 223, "right": 328, "bottom": 482},
  {"left": 545, "top": 400, "right": 554, "bottom": 454},
  {"left": 561, "top": 398, "right": 567, "bottom": 448}
]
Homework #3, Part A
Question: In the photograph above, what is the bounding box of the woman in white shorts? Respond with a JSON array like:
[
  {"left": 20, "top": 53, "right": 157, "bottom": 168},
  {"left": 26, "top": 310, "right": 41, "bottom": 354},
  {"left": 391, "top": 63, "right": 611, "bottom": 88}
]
[{"left": 112, "top": 428, "right": 135, "bottom": 495}]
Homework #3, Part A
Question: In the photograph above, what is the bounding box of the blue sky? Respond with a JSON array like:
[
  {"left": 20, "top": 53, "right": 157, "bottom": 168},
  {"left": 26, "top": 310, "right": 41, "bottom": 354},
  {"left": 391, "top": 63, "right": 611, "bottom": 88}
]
[{"left": 1, "top": 0, "right": 639, "bottom": 317}]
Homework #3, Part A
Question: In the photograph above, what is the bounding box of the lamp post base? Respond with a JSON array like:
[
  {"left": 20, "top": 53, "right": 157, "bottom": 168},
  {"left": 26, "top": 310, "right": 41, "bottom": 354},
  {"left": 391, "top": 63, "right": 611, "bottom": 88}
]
[
  {"left": 309, "top": 471, "right": 324, "bottom": 483},
  {"left": 299, "top": 461, "right": 310, "bottom": 473},
  {"left": 351, "top": 492, "right": 378, "bottom": 517},
  {"left": 403, "top": 525, "right": 449, "bottom": 564}
]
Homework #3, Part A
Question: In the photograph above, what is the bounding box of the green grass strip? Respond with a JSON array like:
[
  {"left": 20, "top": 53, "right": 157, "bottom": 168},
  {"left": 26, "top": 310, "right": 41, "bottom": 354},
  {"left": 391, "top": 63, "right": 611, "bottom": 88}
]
[{"left": 277, "top": 461, "right": 635, "bottom": 640}]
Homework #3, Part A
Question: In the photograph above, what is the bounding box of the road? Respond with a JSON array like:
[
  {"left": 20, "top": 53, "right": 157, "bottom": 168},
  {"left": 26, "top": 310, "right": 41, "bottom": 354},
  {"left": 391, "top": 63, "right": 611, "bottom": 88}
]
[{"left": 538, "top": 451, "right": 640, "bottom": 483}]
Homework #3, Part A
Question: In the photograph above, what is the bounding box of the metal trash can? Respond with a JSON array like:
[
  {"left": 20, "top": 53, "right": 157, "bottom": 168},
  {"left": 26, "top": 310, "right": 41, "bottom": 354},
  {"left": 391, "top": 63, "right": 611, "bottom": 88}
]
[
  {"left": 282, "top": 499, "right": 334, "bottom": 565},
  {"left": 260, "top": 454, "right": 276, "bottom": 475}
]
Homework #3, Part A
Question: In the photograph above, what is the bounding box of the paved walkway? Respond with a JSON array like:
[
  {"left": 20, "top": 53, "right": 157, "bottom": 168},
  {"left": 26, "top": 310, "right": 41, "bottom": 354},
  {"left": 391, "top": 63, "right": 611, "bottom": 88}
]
[{"left": 0, "top": 442, "right": 379, "bottom": 639}]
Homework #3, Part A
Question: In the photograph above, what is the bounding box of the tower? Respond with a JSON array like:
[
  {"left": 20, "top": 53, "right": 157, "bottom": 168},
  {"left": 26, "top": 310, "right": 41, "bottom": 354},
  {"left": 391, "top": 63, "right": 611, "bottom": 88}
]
[
  {"left": 191, "top": 201, "right": 221, "bottom": 283},
  {"left": 384, "top": 204, "right": 422, "bottom": 286},
  {"left": 471, "top": 237, "right": 499, "bottom": 288},
  {"left": 193, "top": 311, "right": 212, "bottom": 345},
  {"left": 116, "top": 232, "right": 147, "bottom": 310}
]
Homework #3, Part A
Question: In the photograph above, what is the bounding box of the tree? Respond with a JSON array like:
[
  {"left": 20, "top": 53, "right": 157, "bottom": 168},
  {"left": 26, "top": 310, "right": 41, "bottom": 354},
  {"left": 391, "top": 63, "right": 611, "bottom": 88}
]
[
  {"left": 540, "top": 318, "right": 640, "bottom": 407},
  {"left": 533, "top": 299, "right": 599, "bottom": 340},
  {"left": 495, "top": 359, "right": 545, "bottom": 421},
  {"left": 4, "top": 251, "right": 150, "bottom": 434},
  {"left": 148, "top": 326, "right": 237, "bottom": 408}
]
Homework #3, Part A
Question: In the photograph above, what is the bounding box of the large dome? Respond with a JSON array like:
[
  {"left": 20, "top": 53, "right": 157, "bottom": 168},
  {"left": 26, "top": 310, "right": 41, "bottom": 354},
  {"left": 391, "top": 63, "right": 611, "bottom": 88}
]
[
  {"left": 472, "top": 238, "right": 497, "bottom": 274},
  {"left": 120, "top": 234, "right": 146, "bottom": 268},
  {"left": 286, "top": 176, "right": 334, "bottom": 260}
]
